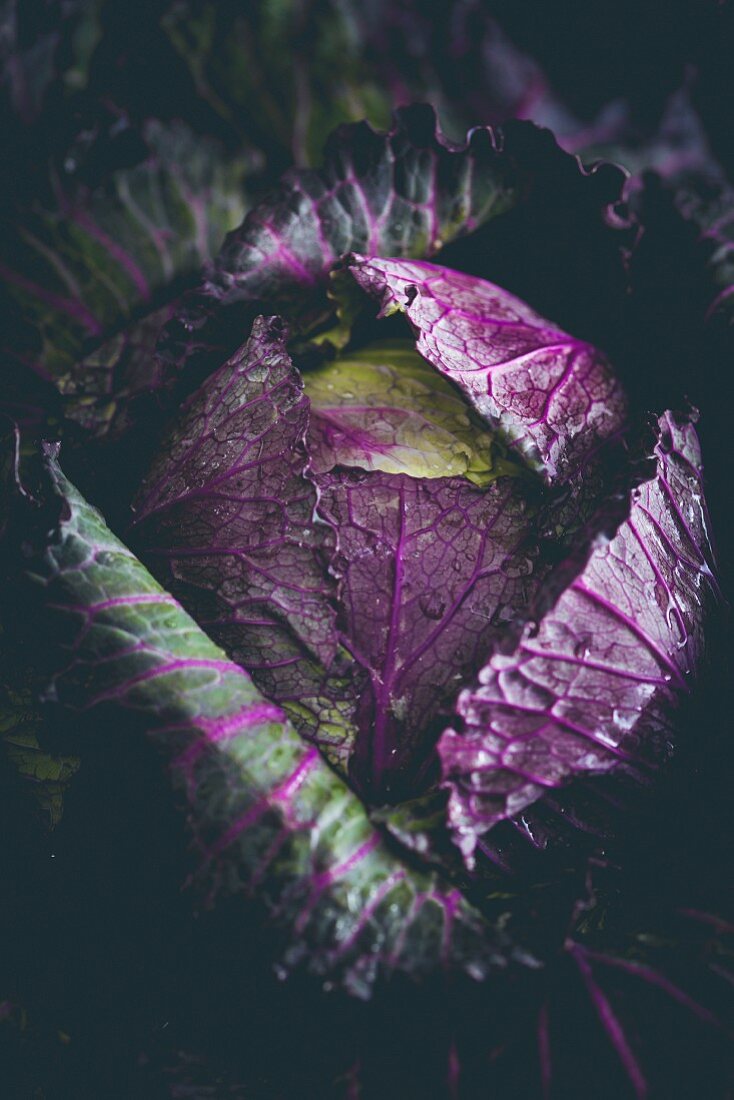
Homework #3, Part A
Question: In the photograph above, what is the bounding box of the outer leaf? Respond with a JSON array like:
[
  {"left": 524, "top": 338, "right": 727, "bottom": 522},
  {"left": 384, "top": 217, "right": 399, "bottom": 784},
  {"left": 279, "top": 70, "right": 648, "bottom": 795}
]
[
  {"left": 158, "top": 1, "right": 612, "bottom": 169},
  {"left": 58, "top": 301, "right": 179, "bottom": 438},
  {"left": 345, "top": 255, "right": 628, "bottom": 481},
  {"left": 657, "top": 160, "right": 734, "bottom": 329},
  {"left": 314, "top": 468, "right": 540, "bottom": 800},
  {"left": 440, "top": 411, "right": 717, "bottom": 865},
  {"left": 1, "top": 439, "right": 511, "bottom": 997},
  {"left": 1, "top": 118, "right": 250, "bottom": 437},
  {"left": 132, "top": 315, "right": 336, "bottom": 667},
  {"left": 188, "top": 104, "right": 520, "bottom": 314},
  {"left": 158, "top": 108, "right": 627, "bottom": 404}
]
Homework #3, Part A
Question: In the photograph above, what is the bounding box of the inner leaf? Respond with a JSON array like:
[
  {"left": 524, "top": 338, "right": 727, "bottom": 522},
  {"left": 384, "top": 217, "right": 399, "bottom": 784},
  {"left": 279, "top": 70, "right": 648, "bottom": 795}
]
[{"left": 303, "top": 338, "right": 519, "bottom": 486}]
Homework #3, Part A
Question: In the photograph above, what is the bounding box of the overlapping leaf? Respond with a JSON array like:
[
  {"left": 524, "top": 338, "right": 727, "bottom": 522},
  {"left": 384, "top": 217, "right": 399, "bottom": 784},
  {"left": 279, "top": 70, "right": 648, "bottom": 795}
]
[
  {"left": 346, "top": 255, "right": 628, "bottom": 481},
  {"left": 157, "top": 107, "right": 628, "bottom": 426},
  {"left": 191, "top": 104, "right": 520, "bottom": 313},
  {"left": 133, "top": 310, "right": 569, "bottom": 799}
]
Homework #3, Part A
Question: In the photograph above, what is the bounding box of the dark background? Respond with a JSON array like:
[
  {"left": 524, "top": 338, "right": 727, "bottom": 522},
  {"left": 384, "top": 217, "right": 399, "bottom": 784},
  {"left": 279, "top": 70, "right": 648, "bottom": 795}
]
[{"left": 1, "top": 3, "right": 732, "bottom": 1096}]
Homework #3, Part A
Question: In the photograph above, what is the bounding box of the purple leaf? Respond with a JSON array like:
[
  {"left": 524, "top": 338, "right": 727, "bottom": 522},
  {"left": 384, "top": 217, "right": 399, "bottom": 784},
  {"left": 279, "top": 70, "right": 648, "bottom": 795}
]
[
  {"left": 345, "top": 255, "right": 628, "bottom": 482},
  {"left": 156, "top": 105, "right": 534, "bottom": 382},
  {"left": 131, "top": 316, "right": 358, "bottom": 761},
  {"left": 157, "top": 110, "right": 627, "bottom": 438},
  {"left": 439, "top": 411, "right": 717, "bottom": 865},
  {"left": 314, "top": 468, "right": 539, "bottom": 799}
]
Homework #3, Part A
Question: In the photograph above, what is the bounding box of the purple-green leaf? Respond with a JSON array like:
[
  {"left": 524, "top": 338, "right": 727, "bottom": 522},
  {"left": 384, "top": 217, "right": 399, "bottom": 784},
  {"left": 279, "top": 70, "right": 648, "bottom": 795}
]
[
  {"left": 203, "top": 104, "right": 519, "bottom": 310},
  {"left": 302, "top": 338, "right": 518, "bottom": 486},
  {"left": 1, "top": 119, "right": 251, "bottom": 438}
]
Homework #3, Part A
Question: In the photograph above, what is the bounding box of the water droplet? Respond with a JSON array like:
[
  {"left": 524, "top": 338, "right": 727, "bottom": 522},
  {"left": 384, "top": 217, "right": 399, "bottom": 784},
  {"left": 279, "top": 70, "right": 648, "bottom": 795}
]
[
  {"left": 612, "top": 706, "right": 636, "bottom": 731},
  {"left": 502, "top": 556, "right": 533, "bottom": 578},
  {"left": 419, "top": 592, "right": 446, "bottom": 619},
  {"left": 489, "top": 605, "right": 514, "bottom": 628}
]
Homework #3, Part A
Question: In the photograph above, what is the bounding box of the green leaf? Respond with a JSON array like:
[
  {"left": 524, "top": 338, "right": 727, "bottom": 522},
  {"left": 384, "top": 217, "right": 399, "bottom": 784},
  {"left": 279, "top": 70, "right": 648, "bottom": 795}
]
[
  {"left": 1, "top": 439, "right": 514, "bottom": 997},
  {"left": 0, "top": 629, "right": 79, "bottom": 831},
  {"left": 303, "top": 339, "right": 520, "bottom": 485}
]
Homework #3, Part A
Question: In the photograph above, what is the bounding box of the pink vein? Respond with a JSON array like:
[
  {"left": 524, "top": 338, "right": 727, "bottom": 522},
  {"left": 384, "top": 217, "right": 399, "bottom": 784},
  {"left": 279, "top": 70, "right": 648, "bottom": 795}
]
[
  {"left": 570, "top": 943, "right": 648, "bottom": 1098},
  {"left": 207, "top": 746, "right": 320, "bottom": 857},
  {"left": 65, "top": 205, "right": 151, "bottom": 301},
  {"left": 0, "top": 259, "right": 103, "bottom": 335},
  {"left": 87, "top": 657, "right": 238, "bottom": 705},
  {"left": 571, "top": 580, "right": 687, "bottom": 690}
]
